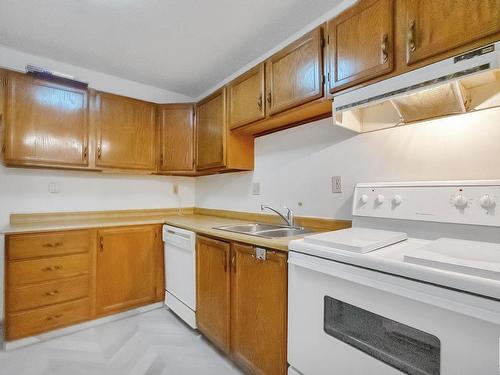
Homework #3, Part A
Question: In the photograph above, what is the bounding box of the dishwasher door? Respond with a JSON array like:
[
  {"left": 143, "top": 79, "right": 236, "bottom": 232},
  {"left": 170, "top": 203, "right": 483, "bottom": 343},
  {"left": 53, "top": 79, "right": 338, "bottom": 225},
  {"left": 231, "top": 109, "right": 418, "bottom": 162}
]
[{"left": 163, "top": 225, "right": 196, "bottom": 328}]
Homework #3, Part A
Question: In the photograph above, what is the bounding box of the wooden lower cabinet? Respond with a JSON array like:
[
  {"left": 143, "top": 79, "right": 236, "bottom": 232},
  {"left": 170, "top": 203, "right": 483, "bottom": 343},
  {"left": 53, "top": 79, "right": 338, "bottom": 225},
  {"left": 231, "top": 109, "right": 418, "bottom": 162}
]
[
  {"left": 95, "top": 225, "right": 158, "bottom": 316},
  {"left": 196, "top": 235, "right": 232, "bottom": 353},
  {"left": 196, "top": 236, "right": 288, "bottom": 374},
  {"left": 4, "top": 224, "right": 164, "bottom": 341}
]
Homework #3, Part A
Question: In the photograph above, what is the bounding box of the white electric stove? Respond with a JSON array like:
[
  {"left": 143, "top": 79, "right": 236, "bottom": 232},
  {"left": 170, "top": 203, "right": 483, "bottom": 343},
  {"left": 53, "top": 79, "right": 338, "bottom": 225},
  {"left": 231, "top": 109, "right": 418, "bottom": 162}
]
[{"left": 288, "top": 181, "right": 500, "bottom": 375}]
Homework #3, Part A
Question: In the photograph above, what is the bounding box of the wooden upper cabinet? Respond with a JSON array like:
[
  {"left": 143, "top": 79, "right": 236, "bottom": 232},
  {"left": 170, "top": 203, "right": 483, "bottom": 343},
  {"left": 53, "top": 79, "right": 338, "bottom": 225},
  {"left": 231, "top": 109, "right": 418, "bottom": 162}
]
[
  {"left": 196, "top": 236, "right": 231, "bottom": 353},
  {"left": 328, "top": 0, "right": 394, "bottom": 92},
  {"left": 404, "top": 0, "right": 500, "bottom": 65},
  {"left": 195, "top": 88, "right": 226, "bottom": 170},
  {"left": 266, "top": 28, "right": 324, "bottom": 116},
  {"left": 157, "top": 104, "right": 195, "bottom": 173},
  {"left": 93, "top": 92, "right": 156, "bottom": 171},
  {"left": 230, "top": 243, "right": 288, "bottom": 375},
  {"left": 3, "top": 72, "right": 89, "bottom": 168},
  {"left": 227, "top": 64, "right": 266, "bottom": 130},
  {"left": 95, "top": 225, "right": 157, "bottom": 316}
]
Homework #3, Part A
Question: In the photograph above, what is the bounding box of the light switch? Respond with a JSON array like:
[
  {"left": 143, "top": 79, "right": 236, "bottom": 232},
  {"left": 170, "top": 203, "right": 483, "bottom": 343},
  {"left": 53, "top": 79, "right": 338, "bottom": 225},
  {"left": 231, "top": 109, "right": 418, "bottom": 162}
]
[{"left": 48, "top": 182, "right": 60, "bottom": 194}]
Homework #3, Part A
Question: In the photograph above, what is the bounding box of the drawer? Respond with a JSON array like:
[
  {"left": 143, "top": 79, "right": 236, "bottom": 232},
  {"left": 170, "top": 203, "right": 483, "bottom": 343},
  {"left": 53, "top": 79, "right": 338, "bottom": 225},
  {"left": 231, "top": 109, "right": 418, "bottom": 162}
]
[
  {"left": 7, "top": 275, "right": 90, "bottom": 313},
  {"left": 6, "top": 298, "right": 90, "bottom": 340},
  {"left": 8, "top": 253, "right": 90, "bottom": 286},
  {"left": 7, "top": 230, "right": 91, "bottom": 261}
]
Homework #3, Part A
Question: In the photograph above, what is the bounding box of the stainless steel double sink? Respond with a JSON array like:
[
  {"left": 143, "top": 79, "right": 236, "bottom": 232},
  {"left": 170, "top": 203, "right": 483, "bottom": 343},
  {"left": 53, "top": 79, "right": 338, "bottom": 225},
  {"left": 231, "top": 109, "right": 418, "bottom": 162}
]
[{"left": 214, "top": 223, "right": 312, "bottom": 239}]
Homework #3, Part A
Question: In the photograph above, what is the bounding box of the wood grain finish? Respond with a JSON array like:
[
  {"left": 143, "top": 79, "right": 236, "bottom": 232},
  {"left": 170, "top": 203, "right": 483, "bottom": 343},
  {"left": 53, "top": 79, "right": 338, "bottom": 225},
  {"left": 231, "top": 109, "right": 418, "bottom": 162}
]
[
  {"left": 195, "top": 88, "right": 227, "bottom": 170},
  {"left": 93, "top": 91, "right": 156, "bottom": 171},
  {"left": 8, "top": 253, "right": 90, "bottom": 286},
  {"left": 266, "top": 27, "right": 324, "bottom": 116},
  {"left": 7, "top": 275, "right": 90, "bottom": 313},
  {"left": 230, "top": 243, "right": 287, "bottom": 375},
  {"left": 95, "top": 225, "right": 157, "bottom": 316},
  {"left": 154, "top": 225, "right": 165, "bottom": 302},
  {"left": 227, "top": 64, "right": 266, "bottom": 130},
  {"left": 328, "top": 0, "right": 394, "bottom": 92},
  {"left": 157, "top": 104, "right": 195, "bottom": 173},
  {"left": 7, "top": 230, "right": 91, "bottom": 260},
  {"left": 6, "top": 298, "right": 90, "bottom": 340},
  {"left": 4, "top": 71, "right": 89, "bottom": 168},
  {"left": 196, "top": 235, "right": 231, "bottom": 353},
  {"left": 404, "top": 0, "right": 500, "bottom": 64}
]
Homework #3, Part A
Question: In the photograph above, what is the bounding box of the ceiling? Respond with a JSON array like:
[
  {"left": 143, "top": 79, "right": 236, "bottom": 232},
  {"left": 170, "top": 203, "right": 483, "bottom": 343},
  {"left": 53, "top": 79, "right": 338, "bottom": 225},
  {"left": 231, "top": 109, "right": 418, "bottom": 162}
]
[{"left": 0, "top": 0, "right": 342, "bottom": 98}]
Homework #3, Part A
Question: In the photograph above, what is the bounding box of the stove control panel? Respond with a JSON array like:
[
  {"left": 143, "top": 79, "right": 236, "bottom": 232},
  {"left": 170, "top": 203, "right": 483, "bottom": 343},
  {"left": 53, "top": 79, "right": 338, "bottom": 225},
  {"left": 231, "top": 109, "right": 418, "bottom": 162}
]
[{"left": 353, "top": 181, "right": 500, "bottom": 227}]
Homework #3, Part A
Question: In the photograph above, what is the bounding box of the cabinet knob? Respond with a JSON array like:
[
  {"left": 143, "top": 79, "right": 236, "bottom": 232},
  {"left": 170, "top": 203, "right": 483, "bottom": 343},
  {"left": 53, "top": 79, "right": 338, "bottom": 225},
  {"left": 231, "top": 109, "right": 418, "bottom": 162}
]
[
  {"left": 266, "top": 92, "right": 272, "bottom": 105},
  {"left": 408, "top": 20, "right": 416, "bottom": 53},
  {"left": 381, "top": 33, "right": 389, "bottom": 63},
  {"left": 44, "top": 290, "right": 59, "bottom": 296},
  {"left": 257, "top": 94, "right": 263, "bottom": 111}
]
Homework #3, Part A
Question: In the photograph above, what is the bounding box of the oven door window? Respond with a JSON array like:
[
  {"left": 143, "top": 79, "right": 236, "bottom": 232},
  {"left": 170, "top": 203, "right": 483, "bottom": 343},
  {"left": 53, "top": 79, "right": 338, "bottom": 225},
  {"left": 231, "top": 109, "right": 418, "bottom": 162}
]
[{"left": 324, "top": 296, "right": 440, "bottom": 375}]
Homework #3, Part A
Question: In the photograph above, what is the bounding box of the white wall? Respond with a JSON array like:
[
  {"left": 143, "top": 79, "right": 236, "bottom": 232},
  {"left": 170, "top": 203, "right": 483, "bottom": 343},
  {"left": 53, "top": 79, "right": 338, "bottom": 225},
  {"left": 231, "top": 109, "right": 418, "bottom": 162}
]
[
  {"left": 0, "top": 44, "right": 194, "bottom": 103},
  {"left": 196, "top": 107, "right": 500, "bottom": 220}
]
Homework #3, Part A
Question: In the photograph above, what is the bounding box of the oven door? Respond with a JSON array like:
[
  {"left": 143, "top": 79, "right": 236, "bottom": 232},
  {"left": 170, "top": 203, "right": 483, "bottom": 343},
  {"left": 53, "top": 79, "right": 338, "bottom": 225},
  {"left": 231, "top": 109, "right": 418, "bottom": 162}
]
[{"left": 288, "top": 251, "right": 500, "bottom": 375}]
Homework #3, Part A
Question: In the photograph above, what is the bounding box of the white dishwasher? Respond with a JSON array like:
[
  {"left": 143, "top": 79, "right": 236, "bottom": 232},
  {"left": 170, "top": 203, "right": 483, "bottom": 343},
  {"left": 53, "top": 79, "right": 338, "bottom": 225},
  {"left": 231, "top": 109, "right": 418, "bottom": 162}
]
[{"left": 163, "top": 225, "right": 197, "bottom": 329}]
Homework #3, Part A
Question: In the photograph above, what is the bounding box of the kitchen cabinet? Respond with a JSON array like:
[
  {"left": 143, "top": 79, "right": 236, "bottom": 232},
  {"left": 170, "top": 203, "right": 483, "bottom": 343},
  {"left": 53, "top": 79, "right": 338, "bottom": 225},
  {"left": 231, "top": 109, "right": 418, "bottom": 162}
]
[
  {"left": 230, "top": 243, "right": 288, "bottom": 375},
  {"left": 195, "top": 88, "right": 254, "bottom": 172},
  {"left": 95, "top": 225, "right": 157, "bottom": 316},
  {"left": 196, "top": 235, "right": 231, "bottom": 353},
  {"left": 227, "top": 64, "right": 266, "bottom": 130},
  {"left": 265, "top": 27, "right": 324, "bottom": 115},
  {"left": 403, "top": 0, "right": 500, "bottom": 65},
  {"left": 3, "top": 71, "right": 89, "bottom": 168},
  {"left": 328, "top": 0, "right": 394, "bottom": 92},
  {"left": 93, "top": 91, "right": 156, "bottom": 171},
  {"left": 157, "top": 104, "right": 195, "bottom": 174},
  {"left": 4, "top": 229, "right": 94, "bottom": 340}
]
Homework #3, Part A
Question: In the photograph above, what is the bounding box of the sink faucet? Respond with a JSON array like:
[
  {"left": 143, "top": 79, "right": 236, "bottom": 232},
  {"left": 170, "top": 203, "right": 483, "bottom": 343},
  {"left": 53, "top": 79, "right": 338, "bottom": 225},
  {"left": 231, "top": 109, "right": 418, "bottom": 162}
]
[{"left": 260, "top": 205, "right": 297, "bottom": 228}]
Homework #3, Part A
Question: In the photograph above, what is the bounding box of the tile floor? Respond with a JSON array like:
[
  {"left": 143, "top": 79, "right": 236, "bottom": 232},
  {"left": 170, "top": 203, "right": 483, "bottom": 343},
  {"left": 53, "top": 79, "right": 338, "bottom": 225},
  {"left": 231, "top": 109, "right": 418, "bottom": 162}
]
[{"left": 0, "top": 308, "right": 243, "bottom": 375}]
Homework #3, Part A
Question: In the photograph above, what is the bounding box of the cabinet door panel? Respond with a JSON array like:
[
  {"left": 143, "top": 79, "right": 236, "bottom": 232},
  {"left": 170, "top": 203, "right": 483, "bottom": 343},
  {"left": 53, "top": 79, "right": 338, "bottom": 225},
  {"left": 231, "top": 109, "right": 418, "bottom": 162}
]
[
  {"left": 329, "top": 0, "right": 393, "bottom": 91},
  {"left": 405, "top": 0, "right": 500, "bottom": 64},
  {"left": 196, "top": 235, "right": 231, "bottom": 353},
  {"left": 94, "top": 92, "right": 156, "bottom": 170},
  {"left": 4, "top": 72, "right": 89, "bottom": 167},
  {"left": 227, "top": 64, "right": 265, "bottom": 129},
  {"left": 158, "top": 104, "right": 194, "bottom": 173},
  {"left": 96, "top": 226, "right": 156, "bottom": 315},
  {"left": 266, "top": 28, "right": 323, "bottom": 115},
  {"left": 231, "top": 243, "right": 288, "bottom": 375},
  {"left": 195, "top": 89, "right": 226, "bottom": 170}
]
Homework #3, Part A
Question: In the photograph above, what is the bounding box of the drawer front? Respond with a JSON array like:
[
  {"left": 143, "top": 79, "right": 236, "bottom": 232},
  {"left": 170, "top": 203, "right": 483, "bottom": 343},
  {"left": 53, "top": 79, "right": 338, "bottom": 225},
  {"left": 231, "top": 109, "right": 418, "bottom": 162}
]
[
  {"left": 7, "top": 275, "right": 90, "bottom": 313},
  {"left": 6, "top": 298, "right": 90, "bottom": 340},
  {"left": 8, "top": 253, "right": 90, "bottom": 286},
  {"left": 7, "top": 230, "right": 91, "bottom": 260}
]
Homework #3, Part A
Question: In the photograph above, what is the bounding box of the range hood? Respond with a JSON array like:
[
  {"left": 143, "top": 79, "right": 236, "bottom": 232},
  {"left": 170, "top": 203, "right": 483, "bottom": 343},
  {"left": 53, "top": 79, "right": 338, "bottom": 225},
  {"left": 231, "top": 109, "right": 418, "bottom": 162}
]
[{"left": 333, "top": 42, "right": 500, "bottom": 133}]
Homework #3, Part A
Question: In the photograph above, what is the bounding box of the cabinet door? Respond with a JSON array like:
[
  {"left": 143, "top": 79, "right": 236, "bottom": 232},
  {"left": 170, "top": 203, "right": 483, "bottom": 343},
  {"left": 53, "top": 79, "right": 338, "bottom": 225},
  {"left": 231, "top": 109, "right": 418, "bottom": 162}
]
[
  {"left": 404, "top": 0, "right": 500, "bottom": 65},
  {"left": 266, "top": 28, "right": 323, "bottom": 115},
  {"left": 328, "top": 0, "right": 394, "bottom": 92},
  {"left": 230, "top": 243, "right": 288, "bottom": 375},
  {"left": 195, "top": 89, "right": 226, "bottom": 170},
  {"left": 4, "top": 72, "right": 89, "bottom": 167},
  {"left": 94, "top": 92, "right": 156, "bottom": 171},
  {"left": 158, "top": 104, "right": 194, "bottom": 173},
  {"left": 196, "top": 235, "right": 231, "bottom": 353},
  {"left": 227, "top": 64, "right": 265, "bottom": 129},
  {"left": 96, "top": 226, "right": 157, "bottom": 316}
]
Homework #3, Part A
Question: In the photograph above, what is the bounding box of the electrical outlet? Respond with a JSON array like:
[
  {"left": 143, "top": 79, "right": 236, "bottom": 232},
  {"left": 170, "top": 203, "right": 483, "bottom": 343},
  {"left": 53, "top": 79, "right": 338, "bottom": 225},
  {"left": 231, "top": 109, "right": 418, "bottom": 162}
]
[
  {"left": 332, "top": 176, "right": 342, "bottom": 193},
  {"left": 172, "top": 184, "right": 179, "bottom": 195},
  {"left": 48, "top": 182, "right": 60, "bottom": 194},
  {"left": 252, "top": 182, "right": 261, "bottom": 195}
]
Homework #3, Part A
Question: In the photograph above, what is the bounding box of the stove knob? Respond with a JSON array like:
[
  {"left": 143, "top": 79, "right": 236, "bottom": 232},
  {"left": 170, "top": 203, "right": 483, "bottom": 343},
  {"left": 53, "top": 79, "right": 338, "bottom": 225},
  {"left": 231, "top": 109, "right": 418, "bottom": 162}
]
[
  {"left": 392, "top": 195, "right": 403, "bottom": 206},
  {"left": 375, "top": 194, "right": 385, "bottom": 205},
  {"left": 479, "top": 194, "right": 495, "bottom": 210},
  {"left": 453, "top": 194, "right": 468, "bottom": 208},
  {"left": 359, "top": 194, "right": 369, "bottom": 205}
]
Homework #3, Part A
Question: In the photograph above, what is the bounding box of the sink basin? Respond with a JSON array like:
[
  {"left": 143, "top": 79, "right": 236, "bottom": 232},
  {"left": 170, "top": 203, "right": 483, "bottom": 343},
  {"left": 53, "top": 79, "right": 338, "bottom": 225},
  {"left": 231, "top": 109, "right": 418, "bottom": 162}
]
[{"left": 214, "top": 223, "right": 313, "bottom": 238}]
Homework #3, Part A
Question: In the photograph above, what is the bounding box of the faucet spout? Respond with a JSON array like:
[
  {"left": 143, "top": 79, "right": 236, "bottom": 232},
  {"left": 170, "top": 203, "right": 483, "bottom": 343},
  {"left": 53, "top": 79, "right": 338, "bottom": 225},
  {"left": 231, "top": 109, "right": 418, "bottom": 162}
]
[{"left": 260, "top": 204, "right": 298, "bottom": 228}]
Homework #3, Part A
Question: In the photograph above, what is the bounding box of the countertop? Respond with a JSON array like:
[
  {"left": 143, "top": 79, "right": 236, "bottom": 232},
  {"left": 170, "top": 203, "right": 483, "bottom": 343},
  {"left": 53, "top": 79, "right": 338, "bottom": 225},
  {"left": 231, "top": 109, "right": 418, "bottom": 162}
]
[{"left": 2, "top": 212, "right": 331, "bottom": 252}]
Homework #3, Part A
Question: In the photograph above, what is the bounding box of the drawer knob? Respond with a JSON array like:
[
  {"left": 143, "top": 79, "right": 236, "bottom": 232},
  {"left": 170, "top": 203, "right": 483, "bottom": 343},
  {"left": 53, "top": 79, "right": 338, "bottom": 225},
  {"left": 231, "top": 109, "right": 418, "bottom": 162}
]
[
  {"left": 44, "top": 290, "right": 59, "bottom": 296},
  {"left": 42, "top": 265, "right": 63, "bottom": 272},
  {"left": 46, "top": 314, "right": 63, "bottom": 321},
  {"left": 42, "top": 242, "right": 63, "bottom": 248}
]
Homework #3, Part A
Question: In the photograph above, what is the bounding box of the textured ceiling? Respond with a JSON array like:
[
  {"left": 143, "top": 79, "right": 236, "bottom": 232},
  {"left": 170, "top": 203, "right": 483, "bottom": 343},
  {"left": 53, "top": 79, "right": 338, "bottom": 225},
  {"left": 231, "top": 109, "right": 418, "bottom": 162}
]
[{"left": 0, "top": 0, "right": 342, "bottom": 98}]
